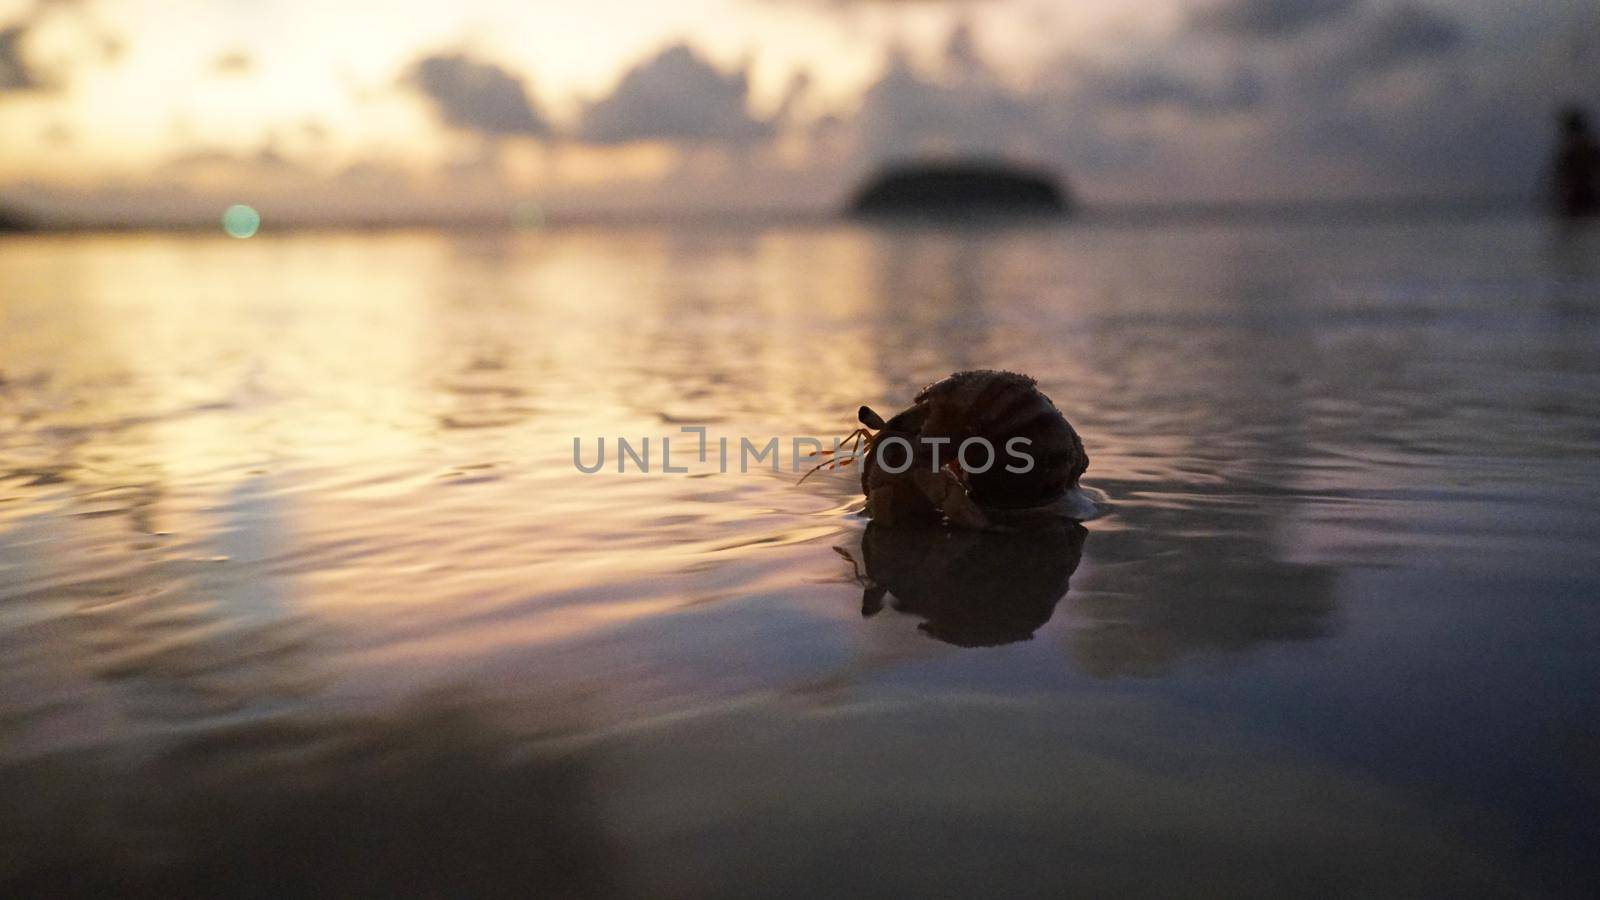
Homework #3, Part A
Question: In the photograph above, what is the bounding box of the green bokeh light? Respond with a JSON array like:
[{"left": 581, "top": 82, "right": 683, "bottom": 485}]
[{"left": 221, "top": 204, "right": 261, "bottom": 238}]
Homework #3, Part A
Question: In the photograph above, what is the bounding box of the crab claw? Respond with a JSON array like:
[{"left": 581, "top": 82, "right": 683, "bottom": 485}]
[{"left": 912, "top": 467, "right": 991, "bottom": 531}]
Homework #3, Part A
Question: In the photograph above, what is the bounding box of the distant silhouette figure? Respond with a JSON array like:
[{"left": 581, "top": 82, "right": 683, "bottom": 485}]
[{"left": 1553, "top": 106, "right": 1600, "bottom": 218}]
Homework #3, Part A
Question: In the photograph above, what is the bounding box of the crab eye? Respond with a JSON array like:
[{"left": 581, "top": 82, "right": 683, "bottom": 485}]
[{"left": 858, "top": 406, "right": 887, "bottom": 430}]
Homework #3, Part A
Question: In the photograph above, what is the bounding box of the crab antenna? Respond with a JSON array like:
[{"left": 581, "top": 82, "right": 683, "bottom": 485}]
[{"left": 797, "top": 426, "right": 872, "bottom": 485}]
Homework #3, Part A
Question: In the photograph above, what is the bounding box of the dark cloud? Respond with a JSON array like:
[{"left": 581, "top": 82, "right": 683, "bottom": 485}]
[
  {"left": 1, "top": 0, "right": 125, "bottom": 93},
  {"left": 577, "top": 43, "right": 771, "bottom": 145},
  {"left": 846, "top": 27, "right": 1262, "bottom": 172},
  {"left": 839, "top": 45, "right": 1167, "bottom": 183},
  {"left": 772, "top": 69, "right": 813, "bottom": 125},
  {"left": 1074, "top": 62, "right": 1265, "bottom": 113},
  {"left": 1192, "top": 0, "right": 1362, "bottom": 38},
  {"left": 0, "top": 24, "right": 45, "bottom": 90},
  {"left": 827, "top": 8, "right": 1520, "bottom": 203},
  {"left": 942, "top": 19, "right": 984, "bottom": 75},
  {"left": 1326, "top": 2, "right": 1462, "bottom": 76},
  {"left": 851, "top": 48, "right": 1032, "bottom": 159},
  {"left": 158, "top": 143, "right": 305, "bottom": 177},
  {"left": 404, "top": 52, "right": 550, "bottom": 137}
]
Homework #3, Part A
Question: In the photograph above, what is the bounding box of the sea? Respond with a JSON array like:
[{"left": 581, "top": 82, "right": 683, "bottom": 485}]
[{"left": 2, "top": 213, "right": 1599, "bottom": 896}]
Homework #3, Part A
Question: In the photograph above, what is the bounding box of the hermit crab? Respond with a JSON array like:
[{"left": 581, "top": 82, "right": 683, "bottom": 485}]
[{"left": 802, "top": 370, "right": 1092, "bottom": 529}]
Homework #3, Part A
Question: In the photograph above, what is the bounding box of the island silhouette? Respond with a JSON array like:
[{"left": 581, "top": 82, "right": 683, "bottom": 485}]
[{"left": 848, "top": 159, "right": 1071, "bottom": 220}]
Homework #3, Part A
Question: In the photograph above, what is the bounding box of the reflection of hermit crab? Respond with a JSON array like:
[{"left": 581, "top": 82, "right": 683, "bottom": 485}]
[
  {"left": 803, "top": 370, "right": 1091, "bottom": 529},
  {"left": 840, "top": 519, "right": 1087, "bottom": 646}
]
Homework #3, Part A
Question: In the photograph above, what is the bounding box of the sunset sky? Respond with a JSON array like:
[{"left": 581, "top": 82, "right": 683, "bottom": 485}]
[{"left": 0, "top": 0, "right": 1595, "bottom": 223}]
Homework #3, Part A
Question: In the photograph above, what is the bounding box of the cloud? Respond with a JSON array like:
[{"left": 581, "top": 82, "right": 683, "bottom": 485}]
[
  {"left": 10, "top": 0, "right": 1595, "bottom": 218},
  {"left": 1072, "top": 61, "right": 1265, "bottom": 114},
  {"left": 849, "top": 40, "right": 1054, "bottom": 163},
  {"left": 842, "top": 23, "right": 1261, "bottom": 175},
  {"left": 156, "top": 143, "right": 307, "bottom": 180},
  {"left": 1, "top": 0, "right": 125, "bottom": 93},
  {"left": 822, "top": 7, "right": 1531, "bottom": 205},
  {"left": 941, "top": 19, "right": 984, "bottom": 75},
  {"left": 772, "top": 69, "right": 813, "bottom": 125},
  {"left": 0, "top": 24, "right": 46, "bottom": 90},
  {"left": 1189, "top": 1, "right": 1463, "bottom": 79},
  {"left": 577, "top": 43, "right": 772, "bottom": 145},
  {"left": 404, "top": 52, "right": 550, "bottom": 137},
  {"left": 1192, "top": 0, "right": 1363, "bottom": 38},
  {"left": 1324, "top": 2, "right": 1462, "bottom": 77}
]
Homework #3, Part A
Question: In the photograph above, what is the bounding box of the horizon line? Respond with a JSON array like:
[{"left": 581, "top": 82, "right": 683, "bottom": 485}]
[{"left": 0, "top": 192, "right": 1540, "bottom": 235}]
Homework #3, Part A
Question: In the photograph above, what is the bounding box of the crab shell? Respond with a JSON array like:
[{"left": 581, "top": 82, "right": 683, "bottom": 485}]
[{"left": 860, "top": 370, "right": 1088, "bottom": 523}]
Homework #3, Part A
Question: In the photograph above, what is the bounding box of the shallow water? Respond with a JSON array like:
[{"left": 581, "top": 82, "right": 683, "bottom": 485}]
[{"left": 3, "top": 218, "right": 1600, "bottom": 896}]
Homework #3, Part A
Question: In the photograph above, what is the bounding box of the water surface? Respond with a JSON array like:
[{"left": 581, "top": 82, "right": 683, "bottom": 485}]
[{"left": 3, "top": 218, "right": 1600, "bottom": 896}]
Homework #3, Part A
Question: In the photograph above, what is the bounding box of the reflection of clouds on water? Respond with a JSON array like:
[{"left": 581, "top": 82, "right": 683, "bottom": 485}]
[
  {"left": 1065, "top": 490, "right": 1337, "bottom": 677},
  {"left": 1051, "top": 230, "right": 1343, "bottom": 676},
  {"left": 863, "top": 228, "right": 997, "bottom": 390},
  {"left": 0, "top": 468, "right": 320, "bottom": 742},
  {"left": 846, "top": 225, "right": 1339, "bottom": 675},
  {"left": 424, "top": 236, "right": 545, "bottom": 435},
  {"left": 4, "top": 224, "right": 1598, "bottom": 891},
  {"left": 830, "top": 502, "right": 1332, "bottom": 675}
]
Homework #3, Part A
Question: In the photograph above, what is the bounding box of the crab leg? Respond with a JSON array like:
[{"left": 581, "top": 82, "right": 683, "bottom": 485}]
[{"left": 797, "top": 427, "right": 876, "bottom": 484}]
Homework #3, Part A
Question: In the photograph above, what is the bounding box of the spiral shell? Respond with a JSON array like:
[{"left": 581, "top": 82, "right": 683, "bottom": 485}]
[{"left": 862, "top": 370, "right": 1088, "bottom": 512}]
